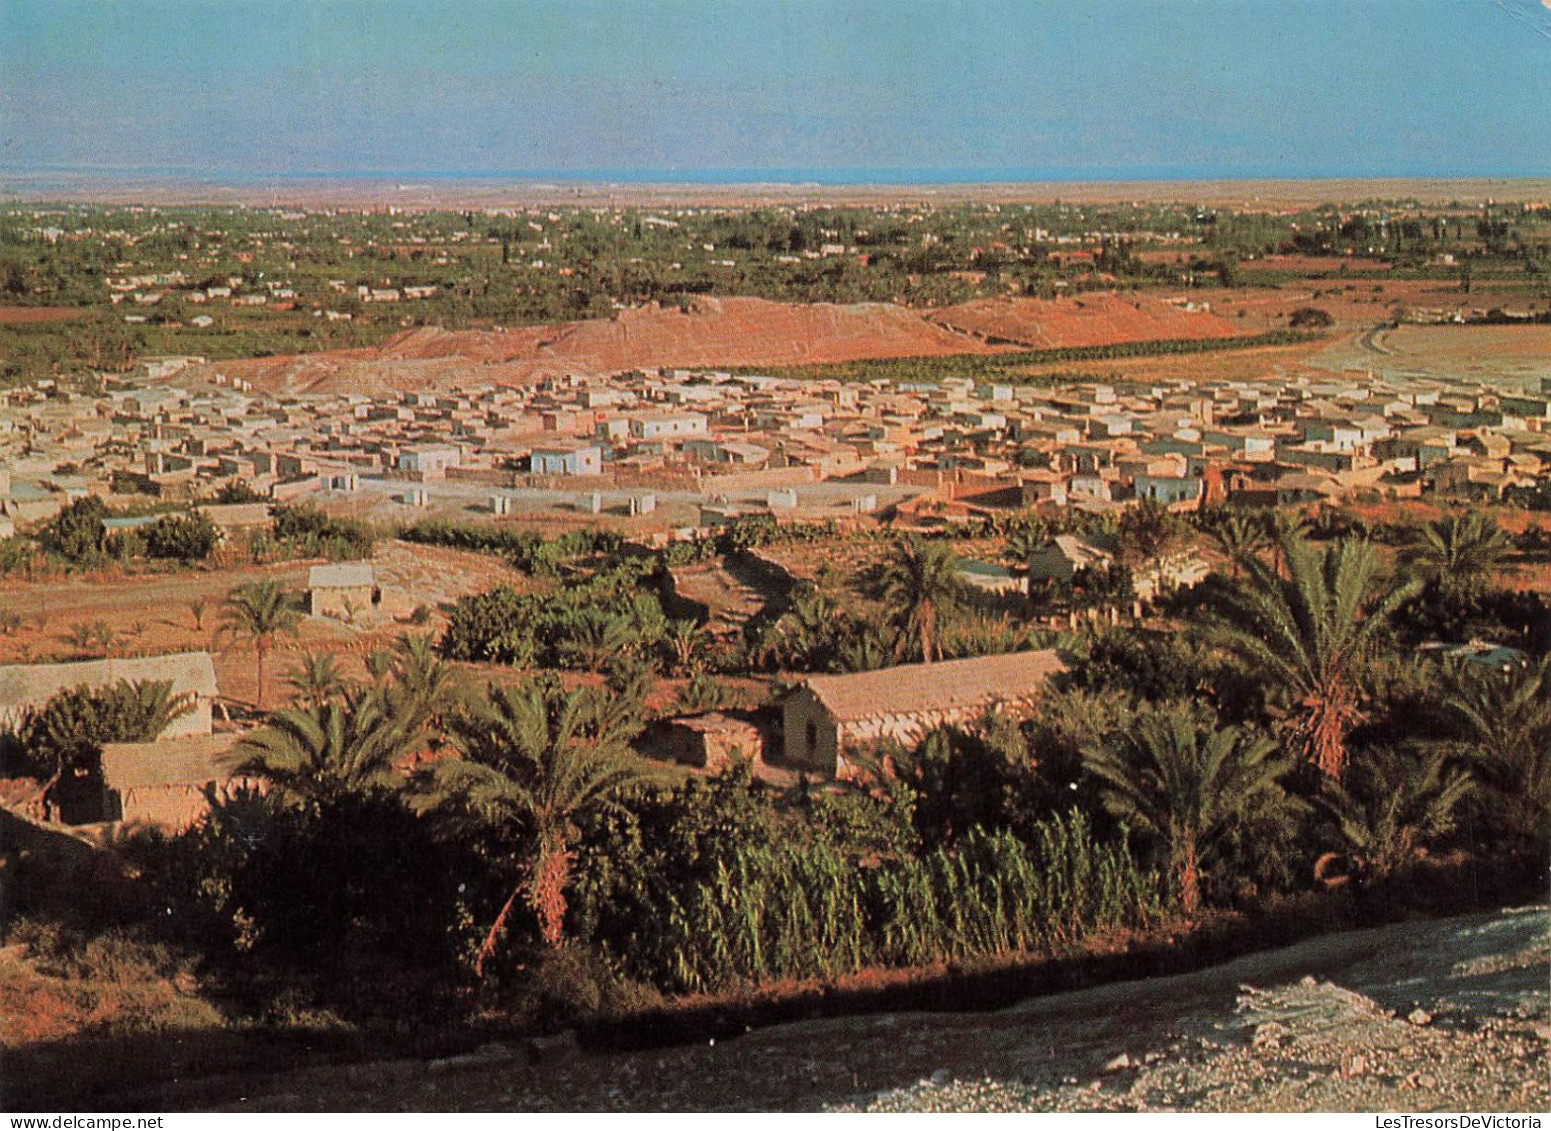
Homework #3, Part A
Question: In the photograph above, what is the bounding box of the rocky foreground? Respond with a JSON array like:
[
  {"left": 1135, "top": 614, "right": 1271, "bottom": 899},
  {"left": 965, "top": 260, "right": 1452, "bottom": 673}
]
[
  {"left": 123, "top": 905, "right": 1547, "bottom": 1112},
  {"left": 835, "top": 909, "right": 1549, "bottom": 1113}
]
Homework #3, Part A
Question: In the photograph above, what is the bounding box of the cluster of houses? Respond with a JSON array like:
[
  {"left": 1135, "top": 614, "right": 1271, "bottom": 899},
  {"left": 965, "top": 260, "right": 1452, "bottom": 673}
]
[
  {"left": 2, "top": 349, "right": 1549, "bottom": 832},
  {"left": 3, "top": 355, "right": 1550, "bottom": 532},
  {"left": 0, "top": 642, "right": 1071, "bottom": 831}
]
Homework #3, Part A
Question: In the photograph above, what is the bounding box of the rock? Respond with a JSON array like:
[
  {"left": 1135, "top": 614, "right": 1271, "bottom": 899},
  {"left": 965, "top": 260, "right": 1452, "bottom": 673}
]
[
  {"left": 527, "top": 1030, "right": 579, "bottom": 1062},
  {"left": 930, "top": 1069, "right": 951, "bottom": 1086},
  {"left": 1102, "top": 1053, "right": 1133, "bottom": 1073},
  {"left": 1408, "top": 1008, "right": 1433, "bottom": 1026},
  {"left": 1342, "top": 1054, "right": 1368, "bottom": 1078},
  {"left": 428, "top": 1053, "right": 488, "bottom": 1074},
  {"left": 1299, "top": 975, "right": 1319, "bottom": 987},
  {"left": 1252, "top": 1021, "right": 1289, "bottom": 1050}
]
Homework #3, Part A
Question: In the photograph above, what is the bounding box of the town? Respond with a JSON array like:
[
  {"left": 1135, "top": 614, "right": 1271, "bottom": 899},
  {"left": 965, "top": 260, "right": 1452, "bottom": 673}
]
[{"left": 2, "top": 192, "right": 1548, "bottom": 1112}]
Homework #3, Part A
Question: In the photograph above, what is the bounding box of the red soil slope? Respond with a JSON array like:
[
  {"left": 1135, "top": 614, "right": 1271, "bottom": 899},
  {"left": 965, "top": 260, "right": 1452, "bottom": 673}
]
[
  {"left": 192, "top": 297, "right": 1001, "bottom": 394},
  {"left": 183, "top": 293, "right": 1250, "bottom": 395},
  {"left": 927, "top": 293, "right": 1246, "bottom": 349}
]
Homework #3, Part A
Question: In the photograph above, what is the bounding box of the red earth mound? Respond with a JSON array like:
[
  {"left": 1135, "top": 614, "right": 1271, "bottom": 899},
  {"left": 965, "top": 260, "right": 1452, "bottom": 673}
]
[
  {"left": 181, "top": 293, "right": 1253, "bottom": 395},
  {"left": 189, "top": 297, "right": 1002, "bottom": 394},
  {"left": 380, "top": 296, "right": 996, "bottom": 368},
  {"left": 926, "top": 293, "right": 1247, "bottom": 349}
]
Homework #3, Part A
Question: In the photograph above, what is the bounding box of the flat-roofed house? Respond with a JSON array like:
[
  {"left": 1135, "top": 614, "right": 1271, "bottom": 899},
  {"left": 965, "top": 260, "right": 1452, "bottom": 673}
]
[
  {"left": 782, "top": 649, "right": 1067, "bottom": 775},
  {"left": 99, "top": 731, "right": 252, "bottom": 830},
  {"left": 397, "top": 443, "right": 461, "bottom": 480},
  {"left": 307, "top": 562, "right": 380, "bottom": 619},
  {"left": 0, "top": 651, "right": 219, "bottom": 739},
  {"left": 653, "top": 712, "right": 765, "bottom": 771},
  {"left": 1027, "top": 534, "right": 1114, "bottom": 586},
  {"left": 530, "top": 442, "right": 603, "bottom": 476}
]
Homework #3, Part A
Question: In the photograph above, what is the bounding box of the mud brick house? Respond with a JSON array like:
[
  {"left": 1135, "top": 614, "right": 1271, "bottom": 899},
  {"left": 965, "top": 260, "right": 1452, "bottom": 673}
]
[
  {"left": 308, "top": 562, "right": 380, "bottom": 619},
  {"left": 0, "top": 651, "right": 222, "bottom": 823},
  {"left": 1026, "top": 534, "right": 1115, "bottom": 585},
  {"left": 653, "top": 712, "right": 765, "bottom": 771},
  {"left": 0, "top": 651, "right": 219, "bottom": 739},
  {"left": 782, "top": 649, "right": 1067, "bottom": 775},
  {"left": 99, "top": 731, "right": 251, "bottom": 830}
]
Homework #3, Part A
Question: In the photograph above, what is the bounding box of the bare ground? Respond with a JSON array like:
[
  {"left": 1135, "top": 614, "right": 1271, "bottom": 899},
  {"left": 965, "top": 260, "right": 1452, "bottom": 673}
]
[{"left": 99, "top": 906, "right": 1547, "bottom": 1113}]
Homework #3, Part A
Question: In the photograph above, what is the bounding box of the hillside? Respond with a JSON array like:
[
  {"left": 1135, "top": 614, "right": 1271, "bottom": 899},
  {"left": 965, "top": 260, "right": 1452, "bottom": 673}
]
[
  {"left": 928, "top": 293, "right": 1244, "bottom": 349},
  {"left": 180, "top": 293, "right": 1251, "bottom": 396}
]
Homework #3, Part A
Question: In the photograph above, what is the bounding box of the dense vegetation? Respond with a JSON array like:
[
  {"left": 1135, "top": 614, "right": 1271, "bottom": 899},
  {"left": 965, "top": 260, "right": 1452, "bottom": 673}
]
[
  {"left": 3, "top": 196, "right": 1548, "bottom": 386},
  {"left": 5, "top": 502, "right": 1545, "bottom": 1062}
]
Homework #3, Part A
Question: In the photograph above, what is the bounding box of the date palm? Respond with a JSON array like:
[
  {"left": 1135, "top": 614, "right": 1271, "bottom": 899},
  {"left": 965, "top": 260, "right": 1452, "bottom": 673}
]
[
  {"left": 1210, "top": 512, "right": 1269, "bottom": 581},
  {"left": 1406, "top": 511, "right": 1511, "bottom": 593},
  {"left": 435, "top": 676, "right": 640, "bottom": 970},
  {"left": 755, "top": 586, "right": 839, "bottom": 669},
  {"left": 881, "top": 536, "right": 960, "bottom": 664},
  {"left": 1444, "top": 657, "right": 1551, "bottom": 840},
  {"left": 383, "top": 632, "right": 463, "bottom": 741},
  {"left": 1002, "top": 518, "right": 1052, "bottom": 567},
  {"left": 664, "top": 618, "right": 708, "bottom": 675},
  {"left": 1266, "top": 510, "right": 1309, "bottom": 578},
  {"left": 1212, "top": 534, "right": 1419, "bottom": 780},
  {"left": 1083, "top": 702, "right": 1294, "bottom": 915},
  {"left": 1318, "top": 744, "right": 1473, "bottom": 877},
  {"left": 557, "top": 607, "right": 635, "bottom": 672},
  {"left": 235, "top": 686, "right": 412, "bottom": 799},
  {"left": 285, "top": 652, "right": 350, "bottom": 708},
  {"left": 219, "top": 579, "right": 303, "bottom": 709}
]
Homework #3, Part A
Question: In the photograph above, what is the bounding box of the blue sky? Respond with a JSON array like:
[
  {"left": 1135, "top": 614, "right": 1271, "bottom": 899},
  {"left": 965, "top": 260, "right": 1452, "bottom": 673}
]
[{"left": 2, "top": 0, "right": 1549, "bottom": 181}]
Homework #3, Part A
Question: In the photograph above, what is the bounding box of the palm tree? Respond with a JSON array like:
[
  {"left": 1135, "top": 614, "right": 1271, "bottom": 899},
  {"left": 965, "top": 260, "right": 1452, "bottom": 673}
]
[
  {"left": 1444, "top": 657, "right": 1551, "bottom": 840},
  {"left": 880, "top": 536, "right": 960, "bottom": 664},
  {"left": 1318, "top": 744, "right": 1473, "bottom": 877},
  {"left": 755, "top": 585, "right": 840, "bottom": 670},
  {"left": 1083, "top": 703, "right": 1294, "bottom": 914},
  {"left": 1406, "top": 511, "right": 1512, "bottom": 593},
  {"left": 1212, "top": 534, "right": 1420, "bottom": 780},
  {"left": 285, "top": 652, "right": 350, "bottom": 708},
  {"left": 1002, "top": 518, "right": 1051, "bottom": 568},
  {"left": 383, "top": 632, "right": 463, "bottom": 741},
  {"left": 557, "top": 607, "right": 635, "bottom": 672},
  {"left": 664, "top": 618, "right": 707, "bottom": 675},
  {"left": 219, "top": 580, "right": 303, "bottom": 709},
  {"left": 837, "top": 625, "right": 894, "bottom": 672},
  {"left": 435, "top": 677, "right": 640, "bottom": 969},
  {"left": 1210, "top": 512, "right": 1269, "bottom": 581},
  {"left": 1266, "top": 510, "right": 1309, "bottom": 578},
  {"left": 235, "top": 687, "right": 412, "bottom": 799}
]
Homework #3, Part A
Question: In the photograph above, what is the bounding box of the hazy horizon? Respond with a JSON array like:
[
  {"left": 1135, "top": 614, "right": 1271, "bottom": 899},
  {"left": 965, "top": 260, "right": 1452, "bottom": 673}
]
[{"left": 4, "top": 0, "right": 1550, "bottom": 186}]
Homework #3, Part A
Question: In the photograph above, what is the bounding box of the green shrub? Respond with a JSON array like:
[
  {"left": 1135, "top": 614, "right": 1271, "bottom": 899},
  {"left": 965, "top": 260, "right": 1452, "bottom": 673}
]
[{"left": 145, "top": 510, "right": 222, "bottom": 562}]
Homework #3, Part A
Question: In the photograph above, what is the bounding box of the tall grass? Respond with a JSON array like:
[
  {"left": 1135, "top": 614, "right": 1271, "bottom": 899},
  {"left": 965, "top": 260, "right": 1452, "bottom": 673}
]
[{"left": 654, "top": 811, "right": 1165, "bottom": 993}]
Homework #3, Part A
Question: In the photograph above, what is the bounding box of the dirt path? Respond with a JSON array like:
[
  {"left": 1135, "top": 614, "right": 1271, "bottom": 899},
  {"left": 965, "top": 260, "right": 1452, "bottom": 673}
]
[{"left": 116, "top": 906, "right": 1547, "bottom": 1112}]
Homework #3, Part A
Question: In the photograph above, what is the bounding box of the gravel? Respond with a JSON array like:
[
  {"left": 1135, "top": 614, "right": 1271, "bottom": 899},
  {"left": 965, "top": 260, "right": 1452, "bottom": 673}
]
[
  {"left": 829, "top": 907, "right": 1549, "bottom": 1113},
  {"left": 135, "top": 904, "right": 1548, "bottom": 1112}
]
